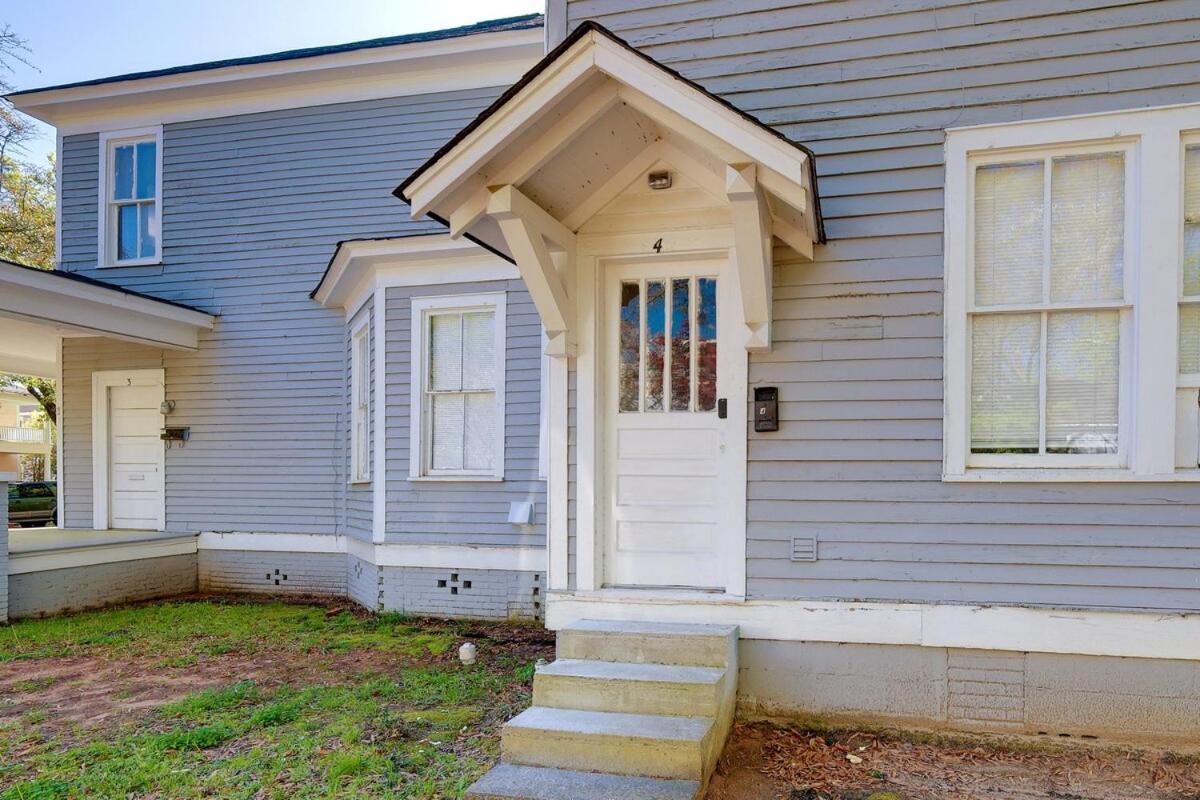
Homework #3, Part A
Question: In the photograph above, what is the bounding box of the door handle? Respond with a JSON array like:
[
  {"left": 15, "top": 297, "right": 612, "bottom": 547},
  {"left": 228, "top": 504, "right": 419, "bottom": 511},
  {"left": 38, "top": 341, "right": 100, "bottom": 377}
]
[{"left": 717, "top": 398, "right": 727, "bottom": 419}]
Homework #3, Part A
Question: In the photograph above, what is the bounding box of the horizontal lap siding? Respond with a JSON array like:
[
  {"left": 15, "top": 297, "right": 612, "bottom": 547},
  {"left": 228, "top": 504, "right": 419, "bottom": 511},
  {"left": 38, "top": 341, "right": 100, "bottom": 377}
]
[
  {"left": 384, "top": 280, "right": 546, "bottom": 546},
  {"left": 58, "top": 87, "right": 503, "bottom": 535},
  {"left": 562, "top": 0, "right": 1200, "bottom": 611}
]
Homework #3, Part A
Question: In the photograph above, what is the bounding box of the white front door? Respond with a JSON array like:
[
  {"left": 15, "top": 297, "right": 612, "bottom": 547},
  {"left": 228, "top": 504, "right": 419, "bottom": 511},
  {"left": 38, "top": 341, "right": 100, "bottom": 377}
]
[
  {"left": 603, "top": 257, "right": 743, "bottom": 590},
  {"left": 104, "top": 380, "right": 164, "bottom": 530}
]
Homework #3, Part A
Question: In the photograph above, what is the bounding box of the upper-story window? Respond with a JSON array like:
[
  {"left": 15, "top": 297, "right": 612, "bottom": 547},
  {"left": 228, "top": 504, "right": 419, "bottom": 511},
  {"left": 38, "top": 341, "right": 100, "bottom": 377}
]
[
  {"left": 409, "top": 292, "right": 506, "bottom": 481},
  {"left": 99, "top": 126, "right": 162, "bottom": 266},
  {"left": 945, "top": 104, "right": 1200, "bottom": 481}
]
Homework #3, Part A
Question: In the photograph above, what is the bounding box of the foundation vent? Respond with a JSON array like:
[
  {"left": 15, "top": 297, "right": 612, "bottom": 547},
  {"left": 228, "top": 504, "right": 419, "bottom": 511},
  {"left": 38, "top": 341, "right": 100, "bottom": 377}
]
[{"left": 790, "top": 536, "right": 818, "bottom": 562}]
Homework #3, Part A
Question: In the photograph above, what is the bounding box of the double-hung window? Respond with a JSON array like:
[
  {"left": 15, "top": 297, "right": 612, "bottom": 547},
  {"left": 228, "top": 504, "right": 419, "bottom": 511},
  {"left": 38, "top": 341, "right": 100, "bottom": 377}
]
[
  {"left": 946, "top": 103, "right": 1200, "bottom": 481},
  {"left": 350, "top": 317, "right": 371, "bottom": 483},
  {"left": 968, "top": 145, "right": 1132, "bottom": 468},
  {"left": 409, "top": 293, "right": 506, "bottom": 480},
  {"left": 99, "top": 127, "right": 162, "bottom": 266}
]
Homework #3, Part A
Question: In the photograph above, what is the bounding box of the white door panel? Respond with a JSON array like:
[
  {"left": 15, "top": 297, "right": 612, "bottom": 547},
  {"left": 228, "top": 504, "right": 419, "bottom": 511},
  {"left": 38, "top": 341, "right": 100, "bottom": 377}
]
[
  {"left": 603, "top": 258, "right": 742, "bottom": 590},
  {"left": 107, "top": 382, "right": 164, "bottom": 530}
]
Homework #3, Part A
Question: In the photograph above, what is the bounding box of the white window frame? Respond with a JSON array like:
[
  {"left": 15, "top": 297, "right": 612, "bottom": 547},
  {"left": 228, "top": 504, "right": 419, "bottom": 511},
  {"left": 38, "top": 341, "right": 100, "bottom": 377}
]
[
  {"left": 350, "top": 315, "right": 371, "bottom": 484},
  {"left": 945, "top": 103, "right": 1200, "bottom": 482},
  {"left": 408, "top": 292, "right": 506, "bottom": 481},
  {"left": 98, "top": 126, "right": 164, "bottom": 268}
]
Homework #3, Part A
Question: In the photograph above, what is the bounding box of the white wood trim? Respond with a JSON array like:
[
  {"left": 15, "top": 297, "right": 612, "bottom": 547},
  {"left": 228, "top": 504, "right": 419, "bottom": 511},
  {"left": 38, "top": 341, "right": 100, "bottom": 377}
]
[
  {"left": 944, "top": 103, "right": 1200, "bottom": 481},
  {"left": 91, "top": 369, "right": 165, "bottom": 531},
  {"left": 403, "top": 30, "right": 816, "bottom": 256},
  {"left": 97, "top": 126, "right": 163, "bottom": 269},
  {"left": 573, "top": 233, "right": 746, "bottom": 596},
  {"left": 10, "top": 535, "right": 196, "bottom": 574},
  {"left": 548, "top": 347, "right": 570, "bottom": 591},
  {"left": 372, "top": 543, "right": 545, "bottom": 571},
  {"left": 408, "top": 292, "right": 507, "bottom": 481},
  {"left": 349, "top": 313, "right": 371, "bottom": 484},
  {"left": 196, "top": 531, "right": 545, "bottom": 571},
  {"left": 13, "top": 29, "right": 542, "bottom": 134},
  {"left": 55, "top": 335, "right": 64, "bottom": 526},
  {"left": 371, "top": 287, "right": 387, "bottom": 543},
  {"left": 315, "top": 233, "right": 518, "bottom": 313},
  {"left": 546, "top": 592, "right": 1200, "bottom": 662},
  {"left": 53, "top": 132, "right": 63, "bottom": 268}
]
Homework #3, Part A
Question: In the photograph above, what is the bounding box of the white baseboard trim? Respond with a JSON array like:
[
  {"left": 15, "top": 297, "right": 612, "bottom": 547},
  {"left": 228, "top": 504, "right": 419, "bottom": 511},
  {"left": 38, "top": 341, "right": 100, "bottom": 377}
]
[
  {"left": 10, "top": 537, "right": 198, "bottom": 574},
  {"left": 197, "top": 531, "right": 545, "bottom": 572},
  {"left": 546, "top": 591, "right": 1200, "bottom": 663}
]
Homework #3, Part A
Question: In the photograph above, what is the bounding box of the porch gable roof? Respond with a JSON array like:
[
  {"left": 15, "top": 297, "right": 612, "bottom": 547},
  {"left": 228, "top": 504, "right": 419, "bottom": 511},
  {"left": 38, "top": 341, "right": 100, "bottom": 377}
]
[{"left": 393, "top": 21, "right": 824, "bottom": 355}]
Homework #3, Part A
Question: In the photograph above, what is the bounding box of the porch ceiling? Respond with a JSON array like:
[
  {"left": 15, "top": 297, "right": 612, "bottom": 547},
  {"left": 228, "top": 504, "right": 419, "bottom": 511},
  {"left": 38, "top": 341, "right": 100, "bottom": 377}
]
[
  {"left": 0, "top": 259, "right": 216, "bottom": 376},
  {"left": 395, "top": 21, "right": 824, "bottom": 354}
]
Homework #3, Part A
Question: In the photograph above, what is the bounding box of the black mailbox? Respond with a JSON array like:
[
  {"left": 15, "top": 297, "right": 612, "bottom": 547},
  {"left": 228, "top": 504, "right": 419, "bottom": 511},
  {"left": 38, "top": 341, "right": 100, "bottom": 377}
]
[{"left": 753, "top": 387, "right": 779, "bottom": 432}]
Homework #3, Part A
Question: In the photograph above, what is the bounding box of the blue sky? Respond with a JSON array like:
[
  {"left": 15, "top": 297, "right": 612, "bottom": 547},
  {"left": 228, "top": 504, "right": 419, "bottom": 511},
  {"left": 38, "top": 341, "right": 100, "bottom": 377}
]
[{"left": 3, "top": 0, "right": 541, "bottom": 162}]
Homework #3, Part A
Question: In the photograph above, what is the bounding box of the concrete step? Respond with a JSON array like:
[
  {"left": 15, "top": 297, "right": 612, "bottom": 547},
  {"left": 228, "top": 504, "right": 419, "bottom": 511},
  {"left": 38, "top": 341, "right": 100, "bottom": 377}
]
[
  {"left": 465, "top": 764, "right": 700, "bottom": 800},
  {"left": 534, "top": 658, "right": 726, "bottom": 717},
  {"left": 557, "top": 619, "right": 738, "bottom": 668},
  {"left": 501, "top": 706, "right": 714, "bottom": 781}
]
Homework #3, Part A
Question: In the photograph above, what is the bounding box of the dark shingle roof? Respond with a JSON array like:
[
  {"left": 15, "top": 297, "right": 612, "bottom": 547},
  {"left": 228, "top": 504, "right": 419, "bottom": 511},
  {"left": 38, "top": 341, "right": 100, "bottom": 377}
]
[{"left": 9, "top": 13, "right": 543, "bottom": 97}]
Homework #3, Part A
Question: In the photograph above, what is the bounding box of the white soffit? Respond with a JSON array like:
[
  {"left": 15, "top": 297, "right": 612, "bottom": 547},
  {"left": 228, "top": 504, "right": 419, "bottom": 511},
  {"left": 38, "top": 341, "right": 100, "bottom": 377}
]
[
  {"left": 397, "top": 23, "right": 822, "bottom": 253},
  {"left": 0, "top": 260, "right": 215, "bottom": 353},
  {"left": 313, "top": 233, "right": 519, "bottom": 312}
]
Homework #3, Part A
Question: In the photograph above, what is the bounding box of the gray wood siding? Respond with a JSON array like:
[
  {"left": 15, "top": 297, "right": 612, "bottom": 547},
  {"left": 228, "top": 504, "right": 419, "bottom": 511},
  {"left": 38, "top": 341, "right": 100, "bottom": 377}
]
[
  {"left": 57, "top": 87, "right": 505, "bottom": 535},
  {"left": 562, "top": 0, "right": 1200, "bottom": 611},
  {"left": 384, "top": 280, "right": 546, "bottom": 546}
]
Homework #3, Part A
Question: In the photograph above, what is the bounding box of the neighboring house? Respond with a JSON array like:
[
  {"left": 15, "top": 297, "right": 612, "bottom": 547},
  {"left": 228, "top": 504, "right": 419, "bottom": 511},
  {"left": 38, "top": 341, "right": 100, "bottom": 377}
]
[
  {"left": 0, "top": 390, "right": 51, "bottom": 480},
  {"left": 2, "top": 0, "right": 1200, "bottom": 747}
]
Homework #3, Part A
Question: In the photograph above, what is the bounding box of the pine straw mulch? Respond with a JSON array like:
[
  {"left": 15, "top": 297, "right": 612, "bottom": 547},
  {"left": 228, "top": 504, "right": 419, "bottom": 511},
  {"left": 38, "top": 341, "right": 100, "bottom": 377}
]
[{"left": 707, "top": 722, "right": 1200, "bottom": 800}]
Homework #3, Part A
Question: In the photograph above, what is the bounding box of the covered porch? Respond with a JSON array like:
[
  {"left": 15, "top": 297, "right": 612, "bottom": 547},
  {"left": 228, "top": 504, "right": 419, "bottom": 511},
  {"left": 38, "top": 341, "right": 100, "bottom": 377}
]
[{"left": 0, "top": 258, "right": 215, "bottom": 621}]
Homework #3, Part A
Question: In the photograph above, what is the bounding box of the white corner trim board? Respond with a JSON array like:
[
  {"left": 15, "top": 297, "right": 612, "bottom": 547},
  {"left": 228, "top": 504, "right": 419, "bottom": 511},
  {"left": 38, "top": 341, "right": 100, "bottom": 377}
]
[
  {"left": 196, "top": 532, "right": 546, "bottom": 572},
  {"left": 545, "top": 592, "right": 1200, "bottom": 663}
]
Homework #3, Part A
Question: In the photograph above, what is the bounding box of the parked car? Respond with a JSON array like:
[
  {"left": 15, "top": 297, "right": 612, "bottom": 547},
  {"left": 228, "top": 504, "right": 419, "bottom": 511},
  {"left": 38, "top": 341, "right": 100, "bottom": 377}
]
[{"left": 8, "top": 481, "right": 56, "bottom": 527}]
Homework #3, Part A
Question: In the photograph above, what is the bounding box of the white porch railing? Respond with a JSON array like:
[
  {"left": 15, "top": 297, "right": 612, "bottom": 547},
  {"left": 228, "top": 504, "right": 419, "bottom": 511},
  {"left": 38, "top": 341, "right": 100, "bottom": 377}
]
[{"left": 0, "top": 425, "right": 48, "bottom": 444}]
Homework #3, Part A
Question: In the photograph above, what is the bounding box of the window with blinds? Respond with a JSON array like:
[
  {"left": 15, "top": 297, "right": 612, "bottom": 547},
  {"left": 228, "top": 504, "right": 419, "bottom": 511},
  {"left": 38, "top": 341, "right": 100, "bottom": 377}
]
[
  {"left": 350, "top": 321, "right": 371, "bottom": 482},
  {"left": 969, "top": 148, "right": 1129, "bottom": 465},
  {"left": 1182, "top": 146, "right": 1200, "bottom": 378},
  {"left": 410, "top": 293, "right": 506, "bottom": 480}
]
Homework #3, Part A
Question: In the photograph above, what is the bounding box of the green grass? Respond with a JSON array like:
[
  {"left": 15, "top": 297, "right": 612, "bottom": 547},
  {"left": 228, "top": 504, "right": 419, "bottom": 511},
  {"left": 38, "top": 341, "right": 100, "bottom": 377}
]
[
  {"left": 0, "top": 600, "right": 545, "bottom": 799},
  {"left": 0, "top": 602, "right": 459, "bottom": 663}
]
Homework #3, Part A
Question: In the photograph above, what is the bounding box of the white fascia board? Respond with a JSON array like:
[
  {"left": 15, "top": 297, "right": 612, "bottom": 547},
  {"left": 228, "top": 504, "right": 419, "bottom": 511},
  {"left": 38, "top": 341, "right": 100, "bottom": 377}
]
[
  {"left": 404, "top": 34, "right": 599, "bottom": 217},
  {"left": 13, "top": 29, "right": 543, "bottom": 134},
  {"left": 546, "top": 593, "right": 1200, "bottom": 663},
  {"left": 316, "top": 233, "right": 518, "bottom": 313},
  {"left": 0, "top": 281, "right": 213, "bottom": 351},
  {"left": 0, "top": 263, "right": 213, "bottom": 327}
]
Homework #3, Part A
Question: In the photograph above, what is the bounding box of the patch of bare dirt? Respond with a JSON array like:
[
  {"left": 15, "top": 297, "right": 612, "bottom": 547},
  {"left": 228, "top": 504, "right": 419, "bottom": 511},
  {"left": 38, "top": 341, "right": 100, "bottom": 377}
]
[
  {"left": 0, "top": 649, "right": 390, "bottom": 734},
  {"left": 707, "top": 722, "right": 1200, "bottom": 800}
]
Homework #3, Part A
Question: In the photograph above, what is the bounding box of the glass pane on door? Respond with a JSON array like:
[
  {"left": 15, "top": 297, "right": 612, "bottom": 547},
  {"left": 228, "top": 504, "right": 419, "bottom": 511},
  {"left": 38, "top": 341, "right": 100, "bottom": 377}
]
[{"left": 618, "top": 274, "right": 717, "bottom": 413}]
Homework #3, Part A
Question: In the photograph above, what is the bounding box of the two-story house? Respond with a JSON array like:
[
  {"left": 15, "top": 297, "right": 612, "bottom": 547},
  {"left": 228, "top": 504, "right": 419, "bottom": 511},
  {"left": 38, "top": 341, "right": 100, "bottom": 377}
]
[{"left": 3, "top": 3, "right": 1200, "bottom": 777}]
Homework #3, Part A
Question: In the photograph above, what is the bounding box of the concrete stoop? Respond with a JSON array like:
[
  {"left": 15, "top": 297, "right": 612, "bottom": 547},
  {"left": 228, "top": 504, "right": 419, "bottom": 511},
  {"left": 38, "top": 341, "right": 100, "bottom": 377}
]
[{"left": 466, "top": 620, "right": 739, "bottom": 800}]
